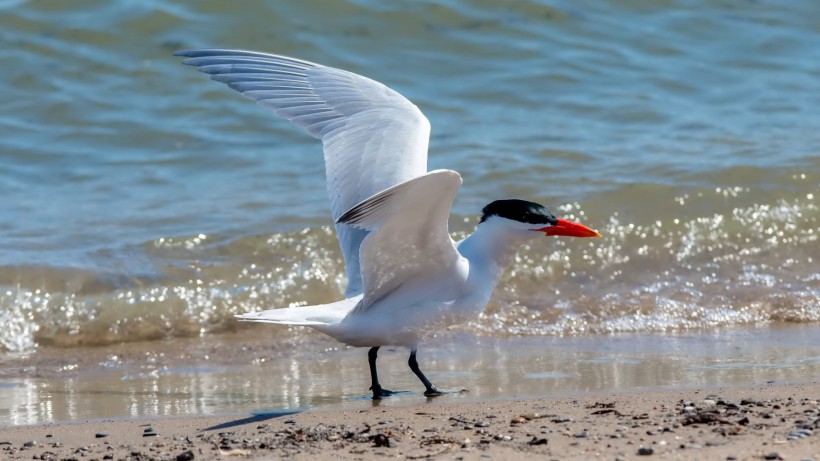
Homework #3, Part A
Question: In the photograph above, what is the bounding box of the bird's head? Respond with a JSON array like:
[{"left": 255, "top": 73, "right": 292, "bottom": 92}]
[{"left": 479, "top": 199, "right": 602, "bottom": 238}]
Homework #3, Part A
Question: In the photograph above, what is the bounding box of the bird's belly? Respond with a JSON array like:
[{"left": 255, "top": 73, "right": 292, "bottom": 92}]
[{"left": 329, "top": 294, "right": 488, "bottom": 348}]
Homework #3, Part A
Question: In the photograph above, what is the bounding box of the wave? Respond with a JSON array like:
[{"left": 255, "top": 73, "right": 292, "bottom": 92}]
[{"left": 2, "top": 189, "right": 816, "bottom": 352}]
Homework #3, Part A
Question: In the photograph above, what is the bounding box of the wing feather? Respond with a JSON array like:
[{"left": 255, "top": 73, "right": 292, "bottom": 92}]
[
  {"left": 176, "top": 49, "right": 431, "bottom": 296},
  {"left": 337, "top": 170, "right": 463, "bottom": 312}
]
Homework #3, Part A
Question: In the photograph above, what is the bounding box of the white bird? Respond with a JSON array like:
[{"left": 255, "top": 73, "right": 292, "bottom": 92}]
[{"left": 176, "top": 49, "right": 601, "bottom": 399}]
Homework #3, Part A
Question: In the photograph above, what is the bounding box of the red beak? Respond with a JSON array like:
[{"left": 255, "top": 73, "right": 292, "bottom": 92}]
[{"left": 534, "top": 218, "right": 602, "bottom": 238}]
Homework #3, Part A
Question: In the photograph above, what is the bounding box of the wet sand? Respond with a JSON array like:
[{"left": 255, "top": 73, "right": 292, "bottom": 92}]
[
  {"left": 1, "top": 382, "right": 818, "bottom": 460},
  {"left": 3, "top": 325, "right": 820, "bottom": 428}
]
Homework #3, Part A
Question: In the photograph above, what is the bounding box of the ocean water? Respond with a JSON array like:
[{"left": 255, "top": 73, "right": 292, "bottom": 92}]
[{"left": 0, "top": 0, "right": 818, "bottom": 422}]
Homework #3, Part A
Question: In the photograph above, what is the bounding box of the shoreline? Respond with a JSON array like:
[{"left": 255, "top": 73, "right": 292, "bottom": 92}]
[
  {"left": 2, "top": 382, "right": 818, "bottom": 460},
  {"left": 4, "top": 324, "right": 820, "bottom": 430}
]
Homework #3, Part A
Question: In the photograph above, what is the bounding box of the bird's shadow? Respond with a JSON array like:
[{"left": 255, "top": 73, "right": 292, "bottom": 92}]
[{"left": 203, "top": 408, "right": 303, "bottom": 432}]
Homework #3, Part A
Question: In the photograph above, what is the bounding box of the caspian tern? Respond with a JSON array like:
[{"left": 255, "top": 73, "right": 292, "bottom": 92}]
[{"left": 176, "top": 49, "right": 601, "bottom": 399}]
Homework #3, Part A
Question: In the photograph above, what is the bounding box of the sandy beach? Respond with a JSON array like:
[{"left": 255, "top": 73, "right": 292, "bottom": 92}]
[
  {"left": 1, "top": 382, "right": 817, "bottom": 461},
  {"left": 2, "top": 2, "right": 819, "bottom": 461}
]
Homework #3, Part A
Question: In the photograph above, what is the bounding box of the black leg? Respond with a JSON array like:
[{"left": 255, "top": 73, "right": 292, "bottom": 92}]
[
  {"left": 409, "top": 349, "right": 442, "bottom": 396},
  {"left": 368, "top": 347, "right": 396, "bottom": 400},
  {"left": 368, "top": 347, "right": 382, "bottom": 399}
]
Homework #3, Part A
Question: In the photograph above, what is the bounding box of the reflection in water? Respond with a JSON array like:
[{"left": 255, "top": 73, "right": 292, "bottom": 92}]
[{"left": 2, "top": 324, "right": 819, "bottom": 426}]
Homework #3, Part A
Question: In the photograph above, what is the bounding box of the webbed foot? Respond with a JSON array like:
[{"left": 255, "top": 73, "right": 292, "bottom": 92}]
[
  {"left": 424, "top": 387, "right": 468, "bottom": 398},
  {"left": 371, "top": 385, "right": 399, "bottom": 400}
]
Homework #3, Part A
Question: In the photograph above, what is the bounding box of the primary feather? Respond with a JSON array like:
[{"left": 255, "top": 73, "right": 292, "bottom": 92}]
[{"left": 176, "top": 49, "right": 431, "bottom": 297}]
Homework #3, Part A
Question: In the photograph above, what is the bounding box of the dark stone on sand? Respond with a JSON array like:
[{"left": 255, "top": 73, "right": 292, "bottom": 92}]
[
  {"left": 637, "top": 446, "right": 654, "bottom": 455},
  {"left": 371, "top": 433, "right": 390, "bottom": 447},
  {"left": 143, "top": 431, "right": 158, "bottom": 437},
  {"left": 95, "top": 433, "right": 109, "bottom": 438},
  {"left": 681, "top": 413, "right": 723, "bottom": 426},
  {"left": 763, "top": 453, "right": 783, "bottom": 460},
  {"left": 527, "top": 437, "right": 548, "bottom": 446},
  {"left": 144, "top": 427, "right": 154, "bottom": 433},
  {"left": 23, "top": 441, "right": 36, "bottom": 447},
  {"left": 176, "top": 450, "right": 195, "bottom": 461}
]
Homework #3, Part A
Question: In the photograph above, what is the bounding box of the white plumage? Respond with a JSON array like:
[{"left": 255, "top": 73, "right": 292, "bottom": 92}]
[
  {"left": 176, "top": 49, "right": 600, "bottom": 398},
  {"left": 177, "top": 50, "right": 428, "bottom": 297}
]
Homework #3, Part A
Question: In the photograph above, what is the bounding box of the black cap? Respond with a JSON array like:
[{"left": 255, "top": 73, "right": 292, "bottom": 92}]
[{"left": 479, "top": 199, "right": 558, "bottom": 225}]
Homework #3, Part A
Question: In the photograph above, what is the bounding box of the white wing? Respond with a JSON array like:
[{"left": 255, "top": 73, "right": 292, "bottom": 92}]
[
  {"left": 337, "top": 170, "right": 463, "bottom": 312},
  {"left": 175, "top": 49, "right": 431, "bottom": 297}
]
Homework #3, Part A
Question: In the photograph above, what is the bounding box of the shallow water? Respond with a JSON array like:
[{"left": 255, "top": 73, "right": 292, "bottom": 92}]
[
  {"left": 1, "top": 0, "right": 817, "bottom": 352},
  {"left": 3, "top": 0, "right": 818, "bottom": 428},
  {"left": 2, "top": 324, "right": 819, "bottom": 426}
]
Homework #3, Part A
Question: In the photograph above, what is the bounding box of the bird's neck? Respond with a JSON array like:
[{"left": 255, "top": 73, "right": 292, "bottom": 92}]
[{"left": 456, "top": 222, "right": 533, "bottom": 282}]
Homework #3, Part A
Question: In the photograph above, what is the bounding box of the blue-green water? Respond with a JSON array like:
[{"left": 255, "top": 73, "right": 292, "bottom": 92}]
[{"left": 0, "top": 1, "right": 817, "bottom": 354}]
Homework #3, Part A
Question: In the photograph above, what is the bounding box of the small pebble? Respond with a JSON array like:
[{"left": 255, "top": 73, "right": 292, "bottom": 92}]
[
  {"left": 510, "top": 416, "right": 526, "bottom": 424},
  {"left": 143, "top": 431, "right": 158, "bottom": 437},
  {"left": 763, "top": 453, "right": 782, "bottom": 460},
  {"left": 637, "top": 447, "right": 654, "bottom": 456},
  {"left": 527, "top": 436, "right": 547, "bottom": 446},
  {"left": 176, "top": 451, "right": 195, "bottom": 461},
  {"left": 95, "top": 433, "right": 109, "bottom": 439},
  {"left": 787, "top": 428, "right": 813, "bottom": 440},
  {"left": 23, "top": 441, "right": 36, "bottom": 447},
  {"left": 372, "top": 434, "right": 390, "bottom": 448},
  {"left": 474, "top": 421, "right": 490, "bottom": 428}
]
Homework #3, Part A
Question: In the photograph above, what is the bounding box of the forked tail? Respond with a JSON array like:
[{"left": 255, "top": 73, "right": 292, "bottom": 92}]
[{"left": 235, "top": 297, "right": 360, "bottom": 326}]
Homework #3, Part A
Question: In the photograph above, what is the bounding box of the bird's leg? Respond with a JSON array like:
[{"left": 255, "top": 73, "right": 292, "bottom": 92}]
[
  {"left": 409, "top": 349, "right": 443, "bottom": 396},
  {"left": 368, "top": 347, "right": 396, "bottom": 399}
]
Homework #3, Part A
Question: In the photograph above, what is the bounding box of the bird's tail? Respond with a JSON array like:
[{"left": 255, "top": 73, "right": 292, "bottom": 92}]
[{"left": 235, "top": 297, "right": 360, "bottom": 326}]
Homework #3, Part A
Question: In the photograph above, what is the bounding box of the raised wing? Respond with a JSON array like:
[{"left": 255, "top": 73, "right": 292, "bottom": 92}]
[
  {"left": 175, "top": 49, "right": 431, "bottom": 297},
  {"left": 338, "top": 170, "right": 463, "bottom": 312}
]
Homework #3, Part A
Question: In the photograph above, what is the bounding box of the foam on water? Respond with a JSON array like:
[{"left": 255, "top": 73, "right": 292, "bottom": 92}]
[
  {"left": 1, "top": 180, "right": 816, "bottom": 352},
  {"left": 1, "top": 1, "right": 819, "bottom": 352}
]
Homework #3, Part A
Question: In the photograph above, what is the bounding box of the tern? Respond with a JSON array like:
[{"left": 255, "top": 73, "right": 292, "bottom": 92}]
[{"left": 176, "top": 49, "right": 601, "bottom": 399}]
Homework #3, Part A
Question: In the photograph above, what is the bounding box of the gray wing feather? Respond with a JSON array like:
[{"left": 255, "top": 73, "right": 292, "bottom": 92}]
[
  {"left": 337, "top": 170, "right": 463, "bottom": 312},
  {"left": 176, "top": 49, "right": 431, "bottom": 297}
]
